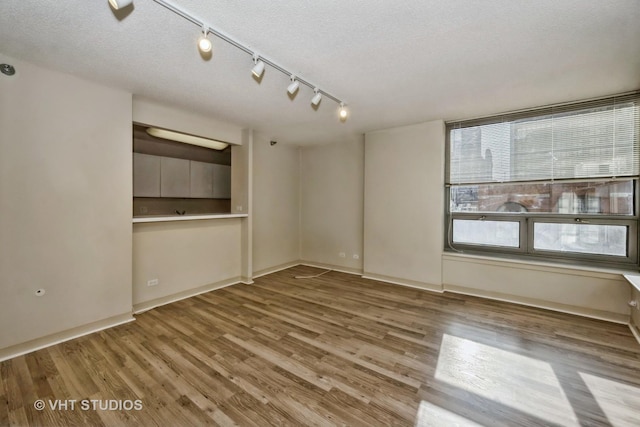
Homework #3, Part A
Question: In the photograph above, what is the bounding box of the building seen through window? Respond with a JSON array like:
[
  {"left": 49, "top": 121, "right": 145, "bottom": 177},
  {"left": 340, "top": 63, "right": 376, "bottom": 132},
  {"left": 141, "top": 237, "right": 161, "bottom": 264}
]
[{"left": 446, "top": 94, "right": 639, "bottom": 267}]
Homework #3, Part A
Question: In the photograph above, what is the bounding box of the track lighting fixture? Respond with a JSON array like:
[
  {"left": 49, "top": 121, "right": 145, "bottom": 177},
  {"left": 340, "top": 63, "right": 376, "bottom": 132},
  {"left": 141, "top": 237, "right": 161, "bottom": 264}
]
[
  {"left": 197, "top": 26, "right": 212, "bottom": 53},
  {"left": 140, "top": 0, "right": 348, "bottom": 120},
  {"left": 252, "top": 54, "right": 265, "bottom": 78},
  {"left": 339, "top": 103, "right": 348, "bottom": 120},
  {"left": 108, "top": 0, "right": 133, "bottom": 10},
  {"left": 287, "top": 76, "right": 299, "bottom": 95},
  {"left": 311, "top": 88, "right": 322, "bottom": 106}
]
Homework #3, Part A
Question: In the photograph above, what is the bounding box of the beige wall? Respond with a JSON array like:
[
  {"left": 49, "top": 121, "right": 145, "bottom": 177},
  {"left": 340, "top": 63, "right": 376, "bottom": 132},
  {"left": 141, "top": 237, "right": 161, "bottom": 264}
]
[
  {"left": 252, "top": 134, "right": 300, "bottom": 275},
  {"left": 237, "top": 129, "right": 253, "bottom": 281},
  {"left": 132, "top": 96, "right": 242, "bottom": 145},
  {"left": 132, "top": 219, "right": 241, "bottom": 309},
  {"left": 232, "top": 133, "right": 251, "bottom": 216},
  {"left": 300, "top": 138, "right": 365, "bottom": 272},
  {"left": 0, "top": 54, "right": 133, "bottom": 353},
  {"left": 363, "top": 121, "right": 445, "bottom": 289},
  {"left": 632, "top": 288, "right": 640, "bottom": 335},
  {"left": 443, "top": 255, "right": 630, "bottom": 322}
]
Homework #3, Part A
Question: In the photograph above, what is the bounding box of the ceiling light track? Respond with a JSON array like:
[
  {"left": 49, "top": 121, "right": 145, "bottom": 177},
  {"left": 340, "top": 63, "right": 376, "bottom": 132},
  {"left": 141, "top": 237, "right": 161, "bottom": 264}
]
[{"left": 149, "top": 0, "right": 347, "bottom": 117}]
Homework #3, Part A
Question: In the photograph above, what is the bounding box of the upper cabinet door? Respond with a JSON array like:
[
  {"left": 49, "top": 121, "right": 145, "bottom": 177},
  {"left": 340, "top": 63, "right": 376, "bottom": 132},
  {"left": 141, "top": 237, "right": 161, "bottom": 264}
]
[
  {"left": 134, "top": 153, "right": 230, "bottom": 199},
  {"left": 213, "top": 164, "right": 231, "bottom": 199},
  {"left": 133, "top": 153, "right": 161, "bottom": 197},
  {"left": 160, "top": 157, "right": 190, "bottom": 198},
  {"left": 190, "top": 161, "right": 215, "bottom": 198}
]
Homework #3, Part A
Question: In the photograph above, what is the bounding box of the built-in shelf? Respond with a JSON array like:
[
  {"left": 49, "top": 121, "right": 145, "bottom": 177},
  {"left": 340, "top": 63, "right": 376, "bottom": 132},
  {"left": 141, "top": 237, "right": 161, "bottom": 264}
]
[{"left": 132, "top": 214, "right": 248, "bottom": 223}]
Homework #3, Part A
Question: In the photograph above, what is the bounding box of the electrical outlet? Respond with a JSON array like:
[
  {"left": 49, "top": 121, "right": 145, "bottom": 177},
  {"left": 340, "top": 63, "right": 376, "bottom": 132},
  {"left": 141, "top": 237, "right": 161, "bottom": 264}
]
[
  {"left": 339, "top": 252, "right": 346, "bottom": 258},
  {"left": 236, "top": 205, "right": 243, "bottom": 212},
  {"left": 147, "top": 279, "right": 159, "bottom": 287},
  {"left": 353, "top": 254, "right": 360, "bottom": 260}
]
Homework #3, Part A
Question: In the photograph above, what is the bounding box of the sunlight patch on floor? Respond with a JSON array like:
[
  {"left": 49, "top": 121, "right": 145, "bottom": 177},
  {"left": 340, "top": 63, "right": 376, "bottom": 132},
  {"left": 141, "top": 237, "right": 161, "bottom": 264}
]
[
  {"left": 580, "top": 372, "right": 640, "bottom": 427},
  {"left": 434, "top": 334, "right": 579, "bottom": 426},
  {"left": 415, "top": 400, "right": 484, "bottom": 427}
]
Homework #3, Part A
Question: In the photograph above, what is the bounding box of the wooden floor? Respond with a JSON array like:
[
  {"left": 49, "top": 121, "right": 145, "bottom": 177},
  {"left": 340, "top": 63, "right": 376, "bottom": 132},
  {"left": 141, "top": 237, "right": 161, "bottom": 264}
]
[{"left": 2, "top": 265, "right": 640, "bottom": 426}]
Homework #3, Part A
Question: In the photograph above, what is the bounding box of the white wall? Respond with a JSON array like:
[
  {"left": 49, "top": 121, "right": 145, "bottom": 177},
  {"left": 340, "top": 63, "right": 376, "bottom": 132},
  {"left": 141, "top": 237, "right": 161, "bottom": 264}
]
[
  {"left": 0, "top": 54, "right": 133, "bottom": 357},
  {"left": 363, "top": 121, "right": 445, "bottom": 289},
  {"left": 252, "top": 134, "right": 300, "bottom": 275},
  {"left": 300, "top": 138, "right": 365, "bottom": 272}
]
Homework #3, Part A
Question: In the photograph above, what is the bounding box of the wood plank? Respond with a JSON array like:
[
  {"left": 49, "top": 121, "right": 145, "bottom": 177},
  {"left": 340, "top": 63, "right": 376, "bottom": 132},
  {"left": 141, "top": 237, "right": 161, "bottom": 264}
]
[
  {"left": 222, "top": 334, "right": 333, "bottom": 392},
  {"left": 1, "top": 265, "right": 639, "bottom": 426}
]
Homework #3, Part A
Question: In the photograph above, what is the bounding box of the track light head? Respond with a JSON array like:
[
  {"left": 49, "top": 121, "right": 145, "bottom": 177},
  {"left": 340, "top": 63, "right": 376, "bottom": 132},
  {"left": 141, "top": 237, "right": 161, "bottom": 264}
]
[
  {"left": 198, "top": 26, "right": 212, "bottom": 53},
  {"left": 339, "top": 103, "right": 348, "bottom": 120},
  {"left": 311, "top": 88, "right": 322, "bottom": 106},
  {"left": 287, "top": 76, "right": 299, "bottom": 95},
  {"left": 252, "top": 54, "right": 265, "bottom": 78},
  {"left": 108, "top": 0, "right": 133, "bottom": 10}
]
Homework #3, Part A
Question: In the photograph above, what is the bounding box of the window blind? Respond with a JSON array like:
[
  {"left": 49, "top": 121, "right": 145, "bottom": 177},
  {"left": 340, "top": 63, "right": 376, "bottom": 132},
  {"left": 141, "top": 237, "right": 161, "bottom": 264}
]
[{"left": 447, "top": 94, "right": 640, "bottom": 185}]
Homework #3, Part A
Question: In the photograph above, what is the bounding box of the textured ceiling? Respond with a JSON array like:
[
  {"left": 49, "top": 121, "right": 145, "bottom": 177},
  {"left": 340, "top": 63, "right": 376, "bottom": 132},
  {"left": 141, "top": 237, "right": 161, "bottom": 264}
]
[{"left": 1, "top": 0, "right": 639, "bottom": 146}]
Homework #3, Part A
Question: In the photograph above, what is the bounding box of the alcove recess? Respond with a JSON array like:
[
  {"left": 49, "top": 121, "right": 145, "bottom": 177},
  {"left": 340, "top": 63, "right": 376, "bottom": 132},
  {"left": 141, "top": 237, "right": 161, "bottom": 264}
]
[{"left": 133, "top": 123, "right": 232, "bottom": 217}]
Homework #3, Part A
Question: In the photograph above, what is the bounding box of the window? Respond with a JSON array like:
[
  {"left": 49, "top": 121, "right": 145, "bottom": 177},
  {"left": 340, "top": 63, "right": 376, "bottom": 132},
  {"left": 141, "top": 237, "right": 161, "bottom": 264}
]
[{"left": 445, "top": 93, "right": 640, "bottom": 268}]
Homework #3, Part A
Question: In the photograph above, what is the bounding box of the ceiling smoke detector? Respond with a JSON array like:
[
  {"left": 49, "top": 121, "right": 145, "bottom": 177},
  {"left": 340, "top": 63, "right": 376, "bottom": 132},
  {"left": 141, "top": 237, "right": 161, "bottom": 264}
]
[{"left": 1, "top": 64, "right": 16, "bottom": 76}]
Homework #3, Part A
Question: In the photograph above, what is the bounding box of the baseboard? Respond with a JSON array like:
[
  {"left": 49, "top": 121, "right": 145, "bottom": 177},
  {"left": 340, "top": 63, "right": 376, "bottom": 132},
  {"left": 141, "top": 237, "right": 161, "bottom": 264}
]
[
  {"left": 445, "top": 284, "right": 629, "bottom": 325},
  {"left": 0, "top": 313, "right": 134, "bottom": 362},
  {"left": 362, "top": 272, "right": 444, "bottom": 292},
  {"left": 299, "top": 261, "right": 363, "bottom": 276},
  {"left": 133, "top": 276, "right": 242, "bottom": 314},
  {"left": 630, "top": 319, "right": 640, "bottom": 346},
  {"left": 253, "top": 261, "right": 301, "bottom": 279}
]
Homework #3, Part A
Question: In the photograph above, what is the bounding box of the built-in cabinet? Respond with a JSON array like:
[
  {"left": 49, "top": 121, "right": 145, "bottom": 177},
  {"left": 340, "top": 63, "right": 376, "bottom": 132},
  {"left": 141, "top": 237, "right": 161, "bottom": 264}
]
[
  {"left": 133, "top": 153, "right": 160, "bottom": 197},
  {"left": 212, "top": 163, "right": 231, "bottom": 199},
  {"left": 133, "top": 153, "right": 231, "bottom": 199},
  {"left": 190, "top": 161, "right": 214, "bottom": 198},
  {"left": 160, "top": 157, "right": 190, "bottom": 197}
]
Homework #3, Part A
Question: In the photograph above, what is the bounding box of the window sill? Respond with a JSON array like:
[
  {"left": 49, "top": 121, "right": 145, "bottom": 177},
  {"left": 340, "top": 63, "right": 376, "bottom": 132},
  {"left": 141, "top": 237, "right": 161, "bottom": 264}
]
[
  {"left": 132, "top": 213, "right": 248, "bottom": 223},
  {"left": 623, "top": 274, "right": 640, "bottom": 292}
]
